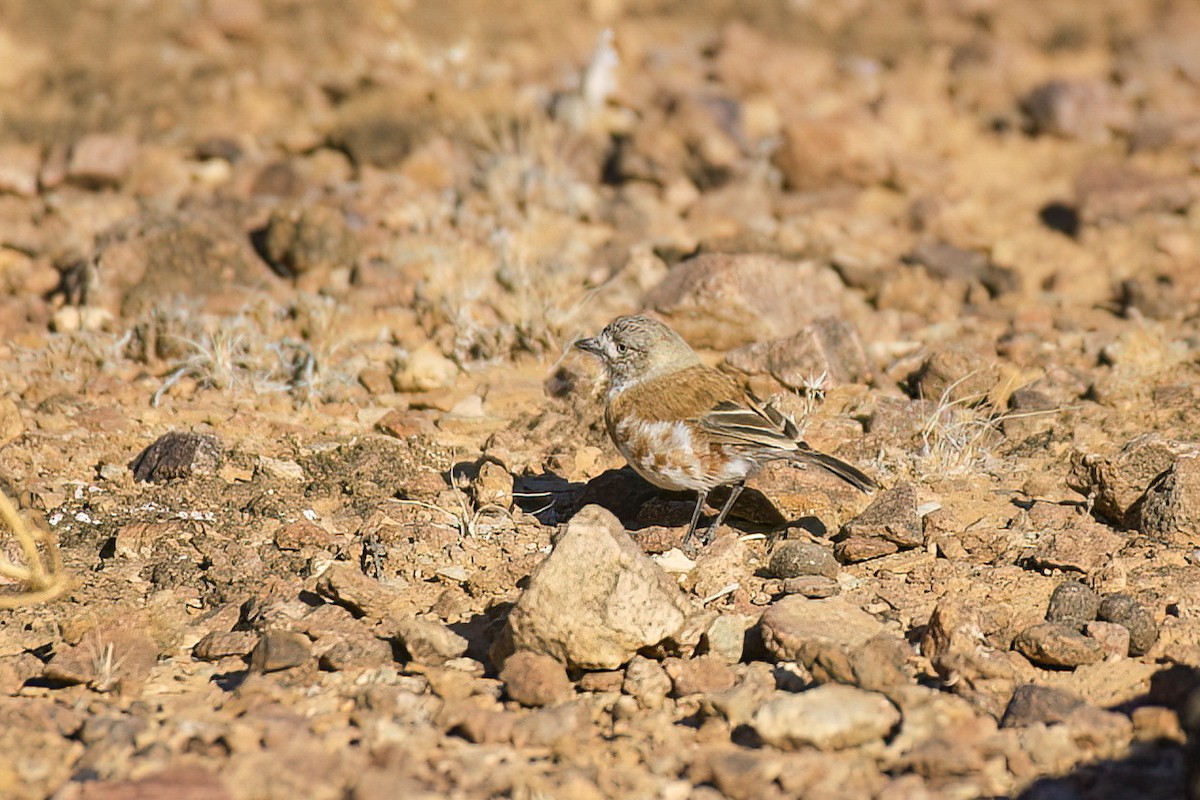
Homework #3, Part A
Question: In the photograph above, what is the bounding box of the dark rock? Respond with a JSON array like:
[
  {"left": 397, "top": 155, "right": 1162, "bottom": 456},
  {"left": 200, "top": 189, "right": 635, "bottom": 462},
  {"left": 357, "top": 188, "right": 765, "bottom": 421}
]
[
  {"left": 767, "top": 541, "right": 839, "bottom": 579},
  {"left": 841, "top": 483, "right": 922, "bottom": 548},
  {"left": 1097, "top": 594, "right": 1158, "bottom": 656},
  {"left": 1001, "top": 684, "right": 1086, "bottom": 728},
  {"left": 129, "top": 431, "right": 222, "bottom": 483},
  {"left": 258, "top": 203, "right": 358, "bottom": 279},
  {"left": 1045, "top": 580, "right": 1100, "bottom": 630},
  {"left": 1135, "top": 454, "right": 1200, "bottom": 547}
]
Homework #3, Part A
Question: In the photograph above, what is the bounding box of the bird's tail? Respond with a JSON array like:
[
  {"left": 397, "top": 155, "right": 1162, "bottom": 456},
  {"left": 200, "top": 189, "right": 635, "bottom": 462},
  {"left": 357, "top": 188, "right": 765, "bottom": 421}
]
[{"left": 793, "top": 447, "right": 877, "bottom": 493}]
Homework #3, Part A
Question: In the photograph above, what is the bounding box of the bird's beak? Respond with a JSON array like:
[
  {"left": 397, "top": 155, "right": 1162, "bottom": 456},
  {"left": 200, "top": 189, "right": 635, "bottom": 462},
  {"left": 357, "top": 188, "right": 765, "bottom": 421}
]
[{"left": 574, "top": 337, "right": 603, "bottom": 355}]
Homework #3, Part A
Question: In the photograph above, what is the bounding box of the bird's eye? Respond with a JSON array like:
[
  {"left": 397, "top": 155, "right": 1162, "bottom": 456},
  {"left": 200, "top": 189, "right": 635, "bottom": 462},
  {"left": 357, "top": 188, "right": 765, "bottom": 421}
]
[{"left": 615, "top": 343, "right": 628, "bottom": 354}]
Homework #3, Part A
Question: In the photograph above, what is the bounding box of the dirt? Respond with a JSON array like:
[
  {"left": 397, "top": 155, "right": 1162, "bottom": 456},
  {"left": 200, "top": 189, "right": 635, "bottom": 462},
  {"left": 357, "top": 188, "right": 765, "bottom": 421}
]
[{"left": 1, "top": 1, "right": 1200, "bottom": 798}]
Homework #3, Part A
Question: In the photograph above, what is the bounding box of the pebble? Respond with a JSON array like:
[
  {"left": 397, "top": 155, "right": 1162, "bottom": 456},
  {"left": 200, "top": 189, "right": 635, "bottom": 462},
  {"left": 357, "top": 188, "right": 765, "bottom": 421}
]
[
  {"left": 1012, "top": 622, "right": 1103, "bottom": 668},
  {"left": 248, "top": 630, "right": 312, "bottom": 673},
  {"left": 1097, "top": 594, "right": 1158, "bottom": 656},
  {"left": 766, "top": 541, "right": 839, "bottom": 579},
  {"left": 751, "top": 684, "right": 900, "bottom": 750},
  {"left": 500, "top": 651, "right": 574, "bottom": 707},
  {"left": 1045, "top": 580, "right": 1100, "bottom": 630}
]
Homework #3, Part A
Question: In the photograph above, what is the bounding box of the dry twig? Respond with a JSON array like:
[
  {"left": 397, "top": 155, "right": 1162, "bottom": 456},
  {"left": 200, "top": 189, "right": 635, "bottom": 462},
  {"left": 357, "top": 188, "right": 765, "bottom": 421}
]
[{"left": 0, "top": 488, "right": 69, "bottom": 607}]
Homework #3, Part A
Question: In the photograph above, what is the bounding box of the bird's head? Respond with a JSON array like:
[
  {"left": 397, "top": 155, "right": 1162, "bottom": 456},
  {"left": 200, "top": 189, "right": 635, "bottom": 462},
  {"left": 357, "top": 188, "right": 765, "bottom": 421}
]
[{"left": 574, "top": 314, "right": 700, "bottom": 393}]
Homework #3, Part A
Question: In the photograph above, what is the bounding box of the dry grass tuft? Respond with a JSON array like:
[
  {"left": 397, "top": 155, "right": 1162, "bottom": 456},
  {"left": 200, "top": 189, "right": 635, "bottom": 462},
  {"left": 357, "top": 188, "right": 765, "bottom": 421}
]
[{"left": 0, "top": 488, "right": 69, "bottom": 607}]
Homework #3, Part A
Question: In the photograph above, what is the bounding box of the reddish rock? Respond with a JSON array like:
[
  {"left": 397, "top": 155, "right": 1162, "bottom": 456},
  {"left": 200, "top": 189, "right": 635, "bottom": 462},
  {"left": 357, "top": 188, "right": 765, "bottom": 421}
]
[{"left": 500, "top": 651, "right": 574, "bottom": 707}]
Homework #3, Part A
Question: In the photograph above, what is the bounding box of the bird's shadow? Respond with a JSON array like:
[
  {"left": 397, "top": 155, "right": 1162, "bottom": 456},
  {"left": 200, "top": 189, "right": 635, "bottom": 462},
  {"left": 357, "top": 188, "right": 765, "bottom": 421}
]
[{"left": 515, "top": 466, "right": 808, "bottom": 540}]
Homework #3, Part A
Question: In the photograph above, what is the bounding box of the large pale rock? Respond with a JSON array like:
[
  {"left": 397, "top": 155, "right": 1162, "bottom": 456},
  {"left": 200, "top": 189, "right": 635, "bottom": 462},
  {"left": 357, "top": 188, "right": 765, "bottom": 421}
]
[
  {"left": 642, "top": 253, "right": 861, "bottom": 350},
  {"left": 758, "top": 596, "right": 885, "bottom": 684},
  {"left": 752, "top": 684, "right": 900, "bottom": 750},
  {"left": 496, "top": 505, "right": 699, "bottom": 670}
]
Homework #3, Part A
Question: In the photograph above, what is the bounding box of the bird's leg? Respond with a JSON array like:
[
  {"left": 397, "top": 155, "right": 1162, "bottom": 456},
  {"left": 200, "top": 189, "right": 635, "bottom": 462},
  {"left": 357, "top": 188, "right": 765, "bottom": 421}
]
[
  {"left": 701, "top": 482, "right": 745, "bottom": 545},
  {"left": 680, "top": 489, "right": 708, "bottom": 553}
]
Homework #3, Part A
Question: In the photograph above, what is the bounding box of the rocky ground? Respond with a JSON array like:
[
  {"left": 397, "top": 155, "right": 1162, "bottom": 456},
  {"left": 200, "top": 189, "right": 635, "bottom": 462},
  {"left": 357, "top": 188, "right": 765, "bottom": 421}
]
[{"left": 1, "top": 0, "right": 1200, "bottom": 798}]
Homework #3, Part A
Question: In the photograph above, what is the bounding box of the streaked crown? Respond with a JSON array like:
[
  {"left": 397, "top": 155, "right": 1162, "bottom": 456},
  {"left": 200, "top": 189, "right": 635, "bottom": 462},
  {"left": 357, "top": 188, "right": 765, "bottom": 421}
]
[{"left": 575, "top": 314, "right": 700, "bottom": 393}]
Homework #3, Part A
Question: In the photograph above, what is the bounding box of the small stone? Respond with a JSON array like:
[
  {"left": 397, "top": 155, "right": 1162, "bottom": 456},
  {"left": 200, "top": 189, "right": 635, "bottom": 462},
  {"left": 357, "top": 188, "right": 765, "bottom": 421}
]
[
  {"left": 394, "top": 617, "right": 468, "bottom": 666},
  {"left": 1074, "top": 163, "right": 1191, "bottom": 225},
  {"left": 781, "top": 576, "right": 840, "bottom": 598},
  {"left": 0, "top": 396, "right": 23, "bottom": 445},
  {"left": 1097, "top": 594, "right": 1158, "bottom": 656},
  {"left": 1021, "top": 79, "right": 1132, "bottom": 142},
  {"left": 0, "top": 142, "right": 40, "bottom": 197},
  {"left": 771, "top": 113, "right": 891, "bottom": 190},
  {"left": 1000, "top": 684, "right": 1086, "bottom": 728},
  {"left": 1045, "top": 580, "right": 1100, "bottom": 630},
  {"left": 663, "top": 655, "right": 737, "bottom": 697},
  {"left": 393, "top": 344, "right": 458, "bottom": 392},
  {"left": 259, "top": 202, "right": 357, "bottom": 279},
  {"left": 703, "top": 747, "right": 784, "bottom": 800},
  {"left": 907, "top": 348, "right": 999, "bottom": 407},
  {"left": 767, "top": 541, "right": 839, "bottom": 579},
  {"left": 701, "top": 614, "right": 748, "bottom": 664},
  {"left": 248, "top": 630, "right": 312, "bottom": 673},
  {"left": 921, "top": 596, "right": 1022, "bottom": 718},
  {"left": 129, "top": 431, "right": 222, "bottom": 483},
  {"left": 688, "top": 534, "right": 752, "bottom": 600},
  {"left": 500, "top": 651, "right": 573, "bottom": 707},
  {"left": 849, "top": 634, "right": 913, "bottom": 691},
  {"left": 834, "top": 536, "right": 899, "bottom": 563},
  {"left": 904, "top": 241, "right": 1018, "bottom": 297},
  {"left": 1085, "top": 620, "right": 1131, "bottom": 661},
  {"left": 471, "top": 460, "right": 514, "bottom": 511},
  {"left": 67, "top": 133, "right": 139, "bottom": 188},
  {"left": 44, "top": 624, "right": 159, "bottom": 693},
  {"left": 751, "top": 684, "right": 900, "bottom": 750},
  {"left": 273, "top": 520, "right": 335, "bottom": 551},
  {"left": 758, "top": 596, "right": 884, "bottom": 684},
  {"left": 511, "top": 703, "right": 586, "bottom": 749},
  {"left": 622, "top": 655, "right": 672, "bottom": 709},
  {"left": 316, "top": 562, "right": 413, "bottom": 620},
  {"left": 1131, "top": 705, "right": 1185, "bottom": 744},
  {"left": 577, "top": 670, "right": 624, "bottom": 693},
  {"left": 192, "top": 631, "right": 258, "bottom": 661},
  {"left": 1012, "top": 622, "right": 1103, "bottom": 668},
  {"left": 256, "top": 456, "right": 305, "bottom": 481},
  {"left": 841, "top": 484, "right": 923, "bottom": 548}
]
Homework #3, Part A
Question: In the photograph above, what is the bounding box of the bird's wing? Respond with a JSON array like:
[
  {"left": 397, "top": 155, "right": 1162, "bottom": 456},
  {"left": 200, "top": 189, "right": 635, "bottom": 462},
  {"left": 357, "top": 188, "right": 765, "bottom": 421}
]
[
  {"left": 695, "top": 392, "right": 802, "bottom": 452},
  {"left": 697, "top": 392, "right": 878, "bottom": 491}
]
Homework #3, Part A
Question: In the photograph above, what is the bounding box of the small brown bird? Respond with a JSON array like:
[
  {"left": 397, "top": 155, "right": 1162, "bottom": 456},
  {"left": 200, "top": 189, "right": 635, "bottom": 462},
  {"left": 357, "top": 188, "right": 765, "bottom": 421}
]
[{"left": 576, "top": 314, "right": 876, "bottom": 548}]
